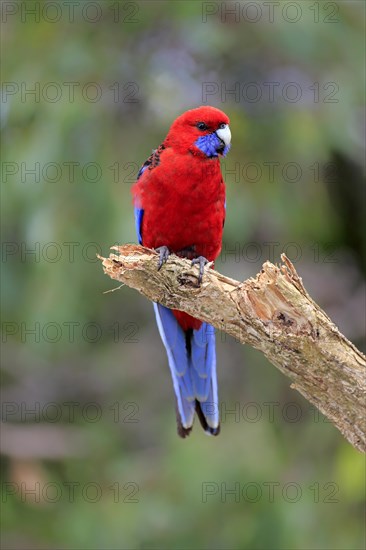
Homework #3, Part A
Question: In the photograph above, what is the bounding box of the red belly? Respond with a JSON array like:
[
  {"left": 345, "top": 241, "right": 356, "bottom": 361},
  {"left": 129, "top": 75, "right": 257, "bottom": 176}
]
[{"left": 173, "top": 310, "right": 202, "bottom": 331}]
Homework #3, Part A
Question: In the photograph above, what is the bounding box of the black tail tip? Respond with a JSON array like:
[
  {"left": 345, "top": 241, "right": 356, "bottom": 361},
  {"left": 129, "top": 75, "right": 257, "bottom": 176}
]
[
  {"left": 175, "top": 401, "right": 220, "bottom": 438},
  {"left": 195, "top": 400, "right": 220, "bottom": 436},
  {"left": 177, "top": 422, "right": 220, "bottom": 438},
  {"left": 177, "top": 422, "right": 192, "bottom": 438},
  {"left": 205, "top": 425, "right": 220, "bottom": 437}
]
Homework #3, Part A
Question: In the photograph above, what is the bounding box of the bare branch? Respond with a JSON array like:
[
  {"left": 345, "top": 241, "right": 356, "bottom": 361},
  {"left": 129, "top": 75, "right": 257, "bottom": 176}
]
[{"left": 99, "top": 244, "right": 366, "bottom": 452}]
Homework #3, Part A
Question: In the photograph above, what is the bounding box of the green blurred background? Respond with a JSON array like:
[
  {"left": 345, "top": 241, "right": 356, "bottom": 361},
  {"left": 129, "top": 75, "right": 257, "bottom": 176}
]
[{"left": 1, "top": 1, "right": 365, "bottom": 549}]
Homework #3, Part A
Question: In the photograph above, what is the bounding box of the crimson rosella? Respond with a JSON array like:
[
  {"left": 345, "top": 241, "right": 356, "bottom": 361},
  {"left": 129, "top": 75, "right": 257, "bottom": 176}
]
[{"left": 132, "top": 106, "right": 231, "bottom": 437}]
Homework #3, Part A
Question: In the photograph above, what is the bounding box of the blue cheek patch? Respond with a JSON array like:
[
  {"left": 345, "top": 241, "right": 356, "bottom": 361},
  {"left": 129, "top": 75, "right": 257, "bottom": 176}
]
[
  {"left": 222, "top": 143, "right": 230, "bottom": 156},
  {"left": 194, "top": 132, "right": 230, "bottom": 158}
]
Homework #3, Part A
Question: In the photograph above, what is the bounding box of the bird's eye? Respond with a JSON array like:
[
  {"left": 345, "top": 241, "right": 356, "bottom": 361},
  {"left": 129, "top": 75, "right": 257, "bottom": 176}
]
[
  {"left": 218, "top": 123, "right": 226, "bottom": 129},
  {"left": 197, "top": 122, "right": 208, "bottom": 131}
]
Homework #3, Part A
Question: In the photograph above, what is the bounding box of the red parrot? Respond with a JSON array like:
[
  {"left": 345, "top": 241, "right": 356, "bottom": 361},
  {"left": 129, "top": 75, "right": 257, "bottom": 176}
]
[{"left": 132, "top": 106, "right": 231, "bottom": 437}]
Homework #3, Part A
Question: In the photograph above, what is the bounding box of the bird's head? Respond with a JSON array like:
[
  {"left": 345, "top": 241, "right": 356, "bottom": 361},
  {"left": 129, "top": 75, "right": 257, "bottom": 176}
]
[{"left": 165, "top": 106, "right": 231, "bottom": 158}]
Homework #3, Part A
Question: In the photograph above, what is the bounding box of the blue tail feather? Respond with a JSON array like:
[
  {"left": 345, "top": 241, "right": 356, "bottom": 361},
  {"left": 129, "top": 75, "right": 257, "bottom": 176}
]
[
  {"left": 153, "top": 303, "right": 219, "bottom": 436},
  {"left": 191, "top": 323, "right": 216, "bottom": 402}
]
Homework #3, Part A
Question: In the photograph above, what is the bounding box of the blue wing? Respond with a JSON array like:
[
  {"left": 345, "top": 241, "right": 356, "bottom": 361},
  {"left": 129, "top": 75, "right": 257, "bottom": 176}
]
[
  {"left": 134, "top": 144, "right": 166, "bottom": 244},
  {"left": 134, "top": 207, "right": 144, "bottom": 245},
  {"left": 134, "top": 162, "right": 150, "bottom": 245}
]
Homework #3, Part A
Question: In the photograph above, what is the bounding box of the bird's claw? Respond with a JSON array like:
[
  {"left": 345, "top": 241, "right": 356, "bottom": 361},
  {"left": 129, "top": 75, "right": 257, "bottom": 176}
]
[
  {"left": 156, "top": 246, "right": 170, "bottom": 270},
  {"left": 191, "top": 256, "right": 209, "bottom": 285}
]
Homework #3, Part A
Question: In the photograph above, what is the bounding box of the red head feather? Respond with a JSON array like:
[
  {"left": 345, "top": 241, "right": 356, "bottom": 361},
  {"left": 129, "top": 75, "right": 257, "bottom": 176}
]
[{"left": 165, "top": 106, "right": 230, "bottom": 155}]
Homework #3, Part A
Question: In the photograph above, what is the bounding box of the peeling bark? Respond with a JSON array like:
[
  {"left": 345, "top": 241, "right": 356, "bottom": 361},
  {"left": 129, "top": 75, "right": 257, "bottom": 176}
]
[{"left": 99, "top": 244, "right": 366, "bottom": 452}]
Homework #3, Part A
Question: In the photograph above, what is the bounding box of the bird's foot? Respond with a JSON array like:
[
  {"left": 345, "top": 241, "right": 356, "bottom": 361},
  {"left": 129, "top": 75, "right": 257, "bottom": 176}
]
[
  {"left": 191, "top": 256, "right": 210, "bottom": 285},
  {"left": 156, "top": 246, "right": 171, "bottom": 270}
]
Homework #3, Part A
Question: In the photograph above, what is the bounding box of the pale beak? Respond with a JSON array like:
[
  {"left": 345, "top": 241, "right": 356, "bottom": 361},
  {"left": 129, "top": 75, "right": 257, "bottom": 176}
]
[{"left": 215, "top": 124, "right": 231, "bottom": 147}]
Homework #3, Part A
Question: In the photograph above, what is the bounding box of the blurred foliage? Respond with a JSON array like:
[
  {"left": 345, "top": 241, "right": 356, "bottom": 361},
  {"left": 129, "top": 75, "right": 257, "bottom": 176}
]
[{"left": 1, "top": 1, "right": 365, "bottom": 549}]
